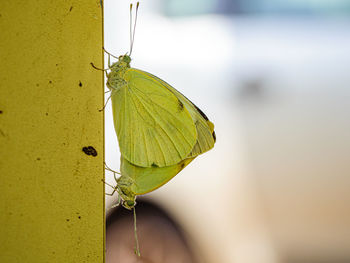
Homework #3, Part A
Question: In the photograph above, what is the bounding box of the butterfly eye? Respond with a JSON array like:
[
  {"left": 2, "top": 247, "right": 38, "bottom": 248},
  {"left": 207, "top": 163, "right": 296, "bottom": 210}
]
[
  {"left": 118, "top": 55, "right": 123, "bottom": 60},
  {"left": 123, "top": 55, "right": 131, "bottom": 64},
  {"left": 122, "top": 200, "right": 135, "bottom": 209},
  {"left": 127, "top": 200, "right": 135, "bottom": 207}
]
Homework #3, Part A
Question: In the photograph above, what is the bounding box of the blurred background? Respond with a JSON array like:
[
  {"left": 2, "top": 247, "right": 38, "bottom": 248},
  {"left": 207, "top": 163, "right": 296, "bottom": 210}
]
[{"left": 104, "top": 0, "right": 350, "bottom": 262}]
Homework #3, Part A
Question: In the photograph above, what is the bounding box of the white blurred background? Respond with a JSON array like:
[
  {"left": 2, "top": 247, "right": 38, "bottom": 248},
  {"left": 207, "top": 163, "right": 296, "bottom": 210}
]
[{"left": 104, "top": 0, "right": 350, "bottom": 262}]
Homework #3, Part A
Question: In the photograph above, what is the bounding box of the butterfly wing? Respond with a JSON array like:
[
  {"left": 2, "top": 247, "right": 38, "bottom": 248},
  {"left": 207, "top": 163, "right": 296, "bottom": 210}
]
[
  {"left": 111, "top": 68, "right": 197, "bottom": 168},
  {"left": 117, "top": 105, "right": 216, "bottom": 197},
  {"left": 120, "top": 156, "right": 194, "bottom": 196},
  {"left": 140, "top": 70, "right": 216, "bottom": 158}
]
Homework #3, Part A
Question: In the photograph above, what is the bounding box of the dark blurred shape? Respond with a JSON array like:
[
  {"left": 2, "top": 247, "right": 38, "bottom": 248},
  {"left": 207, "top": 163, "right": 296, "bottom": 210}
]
[
  {"left": 284, "top": 256, "right": 350, "bottom": 263},
  {"left": 106, "top": 200, "right": 197, "bottom": 263},
  {"left": 236, "top": 77, "right": 266, "bottom": 104}
]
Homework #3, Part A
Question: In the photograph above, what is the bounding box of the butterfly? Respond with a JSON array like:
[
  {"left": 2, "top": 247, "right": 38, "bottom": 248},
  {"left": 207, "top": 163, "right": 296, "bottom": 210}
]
[
  {"left": 102, "top": 55, "right": 216, "bottom": 207},
  {"left": 96, "top": 2, "right": 216, "bottom": 209},
  {"left": 96, "top": 2, "right": 216, "bottom": 257}
]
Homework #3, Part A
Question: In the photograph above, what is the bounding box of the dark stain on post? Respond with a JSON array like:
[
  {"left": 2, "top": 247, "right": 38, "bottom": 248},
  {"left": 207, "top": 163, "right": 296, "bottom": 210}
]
[{"left": 82, "top": 146, "right": 98, "bottom": 157}]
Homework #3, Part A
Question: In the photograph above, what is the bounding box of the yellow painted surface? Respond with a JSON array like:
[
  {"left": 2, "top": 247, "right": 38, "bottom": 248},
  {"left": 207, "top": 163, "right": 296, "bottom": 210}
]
[{"left": 0, "top": 1, "right": 104, "bottom": 262}]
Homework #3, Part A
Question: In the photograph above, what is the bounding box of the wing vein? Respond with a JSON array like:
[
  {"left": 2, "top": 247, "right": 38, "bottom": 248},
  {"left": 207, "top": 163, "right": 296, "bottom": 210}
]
[
  {"left": 131, "top": 86, "right": 195, "bottom": 147},
  {"left": 129, "top": 91, "right": 184, "bottom": 161}
]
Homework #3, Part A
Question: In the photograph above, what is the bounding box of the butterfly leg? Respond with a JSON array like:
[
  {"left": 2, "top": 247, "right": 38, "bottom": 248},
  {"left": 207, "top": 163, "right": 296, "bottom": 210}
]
[
  {"left": 110, "top": 195, "right": 121, "bottom": 208},
  {"left": 105, "top": 189, "right": 116, "bottom": 196},
  {"left": 102, "top": 179, "right": 117, "bottom": 196},
  {"left": 104, "top": 162, "right": 120, "bottom": 174},
  {"left": 104, "top": 162, "right": 121, "bottom": 183},
  {"left": 99, "top": 94, "right": 112, "bottom": 112},
  {"left": 90, "top": 62, "right": 109, "bottom": 72},
  {"left": 103, "top": 47, "right": 118, "bottom": 60},
  {"left": 104, "top": 182, "right": 121, "bottom": 209},
  {"left": 103, "top": 48, "right": 114, "bottom": 68}
]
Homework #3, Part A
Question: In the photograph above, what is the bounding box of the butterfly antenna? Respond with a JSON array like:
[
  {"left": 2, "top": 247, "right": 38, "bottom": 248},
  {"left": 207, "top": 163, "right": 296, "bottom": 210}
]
[
  {"left": 133, "top": 207, "right": 141, "bottom": 257},
  {"left": 129, "top": 2, "right": 139, "bottom": 56},
  {"left": 129, "top": 3, "right": 133, "bottom": 54}
]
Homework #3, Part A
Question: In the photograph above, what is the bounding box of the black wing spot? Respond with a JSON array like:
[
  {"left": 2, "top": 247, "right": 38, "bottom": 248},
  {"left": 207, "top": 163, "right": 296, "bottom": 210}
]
[
  {"left": 177, "top": 100, "right": 184, "bottom": 112},
  {"left": 151, "top": 163, "right": 159, "bottom": 168},
  {"left": 193, "top": 104, "right": 209, "bottom": 121},
  {"left": 180, "top": 162, "right": 185, "bottom": 169},
  {"left": 212, "top": 131, "right": 216, "bottom": 142},
  {"left": 79, "top": 81, "right": 82, "bottom": 87},
  {"left": 82, "top": 146, "right": 98, "bottom": 157}
]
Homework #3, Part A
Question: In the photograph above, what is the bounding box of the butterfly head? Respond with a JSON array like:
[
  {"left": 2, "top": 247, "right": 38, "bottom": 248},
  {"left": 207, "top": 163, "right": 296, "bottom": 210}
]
[
  {"left": 120, "top": 55, "right": 131, "bottom": 64},
  {"left": 117, "top": 55, "right": 131, "bottom": 68},
  {"left": 109, "top": 54, "right": 131, "bottom": 72}
]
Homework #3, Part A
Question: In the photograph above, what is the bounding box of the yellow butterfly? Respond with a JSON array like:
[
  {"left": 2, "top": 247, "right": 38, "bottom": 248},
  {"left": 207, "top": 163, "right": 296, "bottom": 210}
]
[
  {"left": 97, "top": 2, "right": 216, "bottom": 207},
  {"left": 103, "top": 55, "right": 216, "bottom": 207},
  {"left": 99, "top": 2, "right": 216, "bottom": 257},
  {"left": 107, "top": 62, "right": 215, "bottom": 168},
  {"left": 102, "top": 53, "right": 216, "bottom": 206}
]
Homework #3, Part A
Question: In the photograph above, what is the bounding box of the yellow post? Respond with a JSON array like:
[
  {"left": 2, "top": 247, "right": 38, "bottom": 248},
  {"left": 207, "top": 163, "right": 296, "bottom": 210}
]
[{"left": 0, "top": 1, "right": 104, "bottom": 262}]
